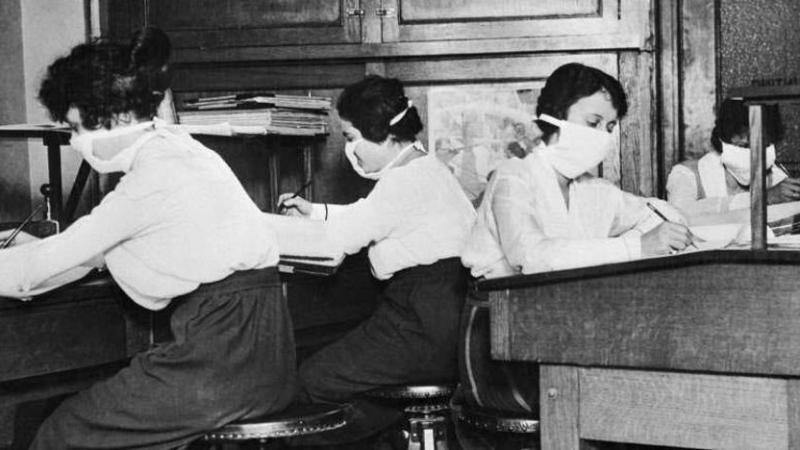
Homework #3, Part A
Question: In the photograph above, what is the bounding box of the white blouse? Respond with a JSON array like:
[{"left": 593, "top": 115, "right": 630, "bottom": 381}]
[
  {"left": 461, "top": 151, "right": 670, "bottom": 279},
  {"left": 309, "top": 153, "right": 476, "bottom": 280},
  {"left": 666, "top": 151, "right": 787, "bottom": 217},
  {"left": 0, "top": 126, "right": 279, "bottom": 310}
]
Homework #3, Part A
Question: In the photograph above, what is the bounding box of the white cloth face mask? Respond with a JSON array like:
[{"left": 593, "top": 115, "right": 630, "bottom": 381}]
[
  {"left": 720, "top": 141, "right": 776, "bottom": 186},
  {"left": 344, "top": 139, "right": 424, "bottom": 180},
  {"left": 537, "top": 114, "right": 615, "bottom": 179},
  {"left": 70, "top": 121, "right": 155, "bottom": 173}
]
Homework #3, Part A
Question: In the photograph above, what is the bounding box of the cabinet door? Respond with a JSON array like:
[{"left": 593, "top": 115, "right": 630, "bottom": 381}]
[
  {"left": 105, "top": 0, "right": 363, "bottom": 50},
  {"left": 381, "top": 0, "right": 649, "bottom": 51}
]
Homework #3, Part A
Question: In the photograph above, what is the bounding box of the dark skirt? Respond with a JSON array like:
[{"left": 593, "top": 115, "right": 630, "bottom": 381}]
[
  {"left": 457, "top": 288, "right": 539, "bottom": 414},
  {"left": 30, "top": 267, "right": 296, "bottom": 450},
  {"left": 298, "top": 257, "right": 468, "bottom": 402}
]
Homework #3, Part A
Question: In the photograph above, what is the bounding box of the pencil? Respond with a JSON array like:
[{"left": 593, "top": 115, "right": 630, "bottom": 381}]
[
  {"left": 645, "top": 202, "right": 670, "bottom": 222},
  {"left": 278, "top": 179, "right": 313, "bottom": 211},
  {"left": 0, "top": 203, "right": 43, "bottom": 249}
]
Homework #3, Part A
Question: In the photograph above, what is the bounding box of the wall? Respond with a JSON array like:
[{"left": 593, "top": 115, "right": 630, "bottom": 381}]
[
  {"left": 20, "top": 0, "right": 86, "bottom": 218},
  {"left": 0, "top": 0, "right": 29, "bottom": 222},
  {"left": 719, "top": 0, "right": 800, "bottom": 173}
]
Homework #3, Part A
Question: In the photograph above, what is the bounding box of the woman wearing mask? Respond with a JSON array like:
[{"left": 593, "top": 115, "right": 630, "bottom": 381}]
[
  {"left": 667, "top": 98, "right": 800, "bottom": 217},
  {"left": 279, "top": 75, "right": 476, "bottom": 440},
  {"left": 456, "top": 63, "right": 692, "bottom": 433},
  {"left": 1, "top": 30, "right": 296, "bottom": 449}
]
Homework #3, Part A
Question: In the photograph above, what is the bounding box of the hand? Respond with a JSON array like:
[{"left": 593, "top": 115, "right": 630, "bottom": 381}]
[
  {"left": 767, "top": 178, "right": 800, "bottom": 204},
  {"left": 277, "top": 193, "right": 313, "bottom": 217},
  {"left": 641, "top": 221, "right": 693, "bottom": 256}
]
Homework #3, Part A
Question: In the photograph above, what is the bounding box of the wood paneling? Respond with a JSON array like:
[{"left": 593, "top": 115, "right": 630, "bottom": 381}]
[
  {"left": 579, "top": 368, "right": 789, "bottom": 449},
  {"left": 681, "top": 0, "right": 718, "bottom": 160},
  {"left": 393, "top": 0, "right": 645, "bottom": 46},
  {"left": 400, "top": 0, "right": 600, "bottom": 22},
  {"left": 619, "top": 50, "right": 657, "bottom": 195},
  {"left": 105, "top": 0, "right": 361, "bottom": 49}
]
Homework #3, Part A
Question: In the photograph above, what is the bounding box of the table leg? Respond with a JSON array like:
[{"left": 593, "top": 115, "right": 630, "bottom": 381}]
[
  {"left": 63, "top": 161, "right": 92, "bottom": 224},
  {"left": 43, "top": 133, "right": 63, "bottom": 226},
  {"left": 268, "top": 147, "right": 281, "bottom": 213},
  {"left": 303, "top": 144, "right": 314, "bottom": 201},
  {"left": 540, "top": 364, "right": 581, "bottom": 450}
]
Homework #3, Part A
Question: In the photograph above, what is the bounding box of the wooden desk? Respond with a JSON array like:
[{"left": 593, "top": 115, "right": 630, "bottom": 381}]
[
  {"left": 0, "top": 252, "right": 376, "bottom": 447},
  {"left": 485, "top": 250, "right": 800, "bottom": 449}
]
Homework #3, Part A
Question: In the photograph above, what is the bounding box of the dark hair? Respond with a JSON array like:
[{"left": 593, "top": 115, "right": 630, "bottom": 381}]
[
  {"left": 535, "top": 63, "right": 628, "bottom": 141},
  {"left": 38, "top": 27, "right": 171, "bottom": 130},
  {"left": 336, "top": 75, "right": 423, "bottom": 143},
  {"left": 710, "top": 98, "right": 784, "bottom": 152}
]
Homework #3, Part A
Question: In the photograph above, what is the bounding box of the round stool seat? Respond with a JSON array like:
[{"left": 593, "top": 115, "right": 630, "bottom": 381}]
[
  {"left": 365, "top": 384, "right": 454, "bottom": 401},
  {"left": 202, "top": 403, "right": 349, "bottom": 442},
  {"left": 455, "top": 404, "right": 539, "bottom": 434}
]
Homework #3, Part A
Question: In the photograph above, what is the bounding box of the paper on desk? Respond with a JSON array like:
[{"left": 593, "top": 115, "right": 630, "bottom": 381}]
[
  {"left": 0, "top": 266, "right": 92, "bottom": 300},
  {"left": 262, "top": 213, "right": 345, "bottom": 263},
  {"left": 686, "top": 223, "right": 745, "bottom": 250}
]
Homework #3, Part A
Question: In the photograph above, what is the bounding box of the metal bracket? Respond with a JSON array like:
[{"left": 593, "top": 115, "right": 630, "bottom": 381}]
[
  {"left": 346, "top": 8, "right": 366, "bottom": 16},
  {"left": 375, "top": 8, "right": 396, "bottom": 17}
]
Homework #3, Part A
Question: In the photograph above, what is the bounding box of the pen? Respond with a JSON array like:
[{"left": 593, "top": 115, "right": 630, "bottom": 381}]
[{"left": 278, "top": 179, "right": 313, "bottom": 211}]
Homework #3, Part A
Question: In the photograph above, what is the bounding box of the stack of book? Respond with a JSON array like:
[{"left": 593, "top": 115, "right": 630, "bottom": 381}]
[{"left": 178, "top": 93, "right": 331, "bottom": 136}]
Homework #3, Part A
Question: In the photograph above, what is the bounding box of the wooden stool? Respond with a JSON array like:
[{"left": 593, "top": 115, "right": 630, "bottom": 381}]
[
  {"left": 454, "top": 403, "right": 539, "bottom": 449},
  {"left": 364, "top": 384, "right": 454, "bottom": 450},
  {"left": 200, "top": 403, "right": 349, "bottom": 449}
]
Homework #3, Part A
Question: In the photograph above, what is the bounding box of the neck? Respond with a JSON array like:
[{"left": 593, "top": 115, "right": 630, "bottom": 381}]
[{"left": 391, "top": 141, "right": 424, "bottom": 168}]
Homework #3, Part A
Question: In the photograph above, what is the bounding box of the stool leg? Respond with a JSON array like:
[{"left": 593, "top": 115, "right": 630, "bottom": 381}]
[{"left": 408, "top": 416, "right": 448, "bottom": 450}]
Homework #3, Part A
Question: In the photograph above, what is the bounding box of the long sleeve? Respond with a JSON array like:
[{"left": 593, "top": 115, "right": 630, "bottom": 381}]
[
  {"left": 491, "top": 174, "right": 641, "bottom": 274},
  {"left": 323, "top": 188, "right": 394, "bottom": 256},
  {"left": 0, "top": 191, "right": 150, "bottom": 293}
]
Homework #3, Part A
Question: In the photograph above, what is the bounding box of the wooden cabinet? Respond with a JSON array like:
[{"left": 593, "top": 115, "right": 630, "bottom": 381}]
[{"left": 104, "top": 0, "right": 651, "bottom": 63}]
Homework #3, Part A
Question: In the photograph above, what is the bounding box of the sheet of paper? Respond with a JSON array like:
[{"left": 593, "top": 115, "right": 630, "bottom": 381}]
[
  {"left": 262, "top": 213, "right": 344, "bottom": 261},
  {"left": 687, "top": 223, "right": 744, "bottom": 250},
  {"left": 0, "top": 266, "right": 93, "bottom": 300}
]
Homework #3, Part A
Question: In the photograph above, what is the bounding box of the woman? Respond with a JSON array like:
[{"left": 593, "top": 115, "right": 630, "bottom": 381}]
[
  {"left": 667, "top": 98, "right": 800, "bottom": 217},
  {"left": 0, "top": 30, "right": 295, "bottom": 449},
  {"left": 457, "top": 63, "right": 692, "bottom": 424},
  {"left": 279, "top": 75, "right": 476, "bottom": 439}
]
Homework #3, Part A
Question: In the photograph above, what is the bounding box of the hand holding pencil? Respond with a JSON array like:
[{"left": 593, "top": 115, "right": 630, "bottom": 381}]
[
  {"left": 641, "top": 202, "right": 695, "bottom": 256},
  {"left": 277, "top": 179, "right": 314, "bottom": 217}
]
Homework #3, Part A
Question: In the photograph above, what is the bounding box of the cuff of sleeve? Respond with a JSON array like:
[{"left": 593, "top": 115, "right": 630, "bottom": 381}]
[{"left": 309, "top": 203, "right": 328, "bottom": 221}]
